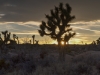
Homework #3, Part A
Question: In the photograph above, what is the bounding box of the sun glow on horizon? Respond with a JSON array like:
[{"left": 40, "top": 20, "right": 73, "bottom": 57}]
[
  {"left": 61, "top": 41, "right": 64, "bottom": 45},
  {"left": 51, "top": 38, "right": 91, "bottom": 45}
]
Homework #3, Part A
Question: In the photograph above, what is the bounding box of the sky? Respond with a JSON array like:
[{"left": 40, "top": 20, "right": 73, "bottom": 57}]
[{"left": 0, "top": 0, "right": 100, "bottom": 44}]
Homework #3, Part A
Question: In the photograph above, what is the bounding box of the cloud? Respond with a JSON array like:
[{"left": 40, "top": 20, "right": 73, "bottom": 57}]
[
  {"left": 69, "top": 20, "right": 100, "bottom": 43},
  {"left": 71, "top": 20, "right": 100, "bottom": 33},
  {"left": 14, "top": 30, "right": 39, "bottom": 35},
  {"left": 0, "top": 0, "right": 99, "bottom": 22},
  {"left": 0, "top": 21, "right": 40, "bottom": 34},
  {"left": 0, "top": 14, "right": 5, "bottom": 18},
  {"left": 0, "top": 19, "right": 100, "bottom": 44}
]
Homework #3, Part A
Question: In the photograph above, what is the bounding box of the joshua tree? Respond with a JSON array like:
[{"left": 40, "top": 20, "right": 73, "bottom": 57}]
[
  {"left": 30, "top": 40, "right": 31, "bottom": 44},
  {"left": 0, "top": 34, "right": 3, "bottom": 45},
  {"left": 64, "top": 32, "right": 76, "bottom": 45},
  {"left": 13, "top": 34, "right": 19, "bottom": 44},
  {"left": 1, "top": 30, "right": 11, "bottom": 44},
  {"left": 32, "top": 35, "right": 35, "bottom": 44},
  {"left": 38, "top": 3, "right": 75, "bottom": 46},
  {"left": 35, "top": 40, "right": 39, "bottom": 44},
  {"left": 13, "top": 34, "right": 16, "bottom": 41},
  {"left": 9, "top": 39, "right": 17, "bottom": 45},
  {"left": 0, "top": 31, "right": 18, "bottom": 50},
  {"left": 91, "top": 41, "right": 96, "bottom": 45},
  {"left": 0, "top": 34, "right": 2, "bottom": 41},
  {"left": 38, "top": 3, "right": 75, "bottom": 61},
  {"left": 16, "top": 36, "right": 19, "bottom": 44},
  {"left": 96, "top": 37, "right": 100, "bottom": 45}
]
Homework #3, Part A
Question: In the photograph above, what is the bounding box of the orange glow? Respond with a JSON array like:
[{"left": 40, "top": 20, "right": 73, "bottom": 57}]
[
  {"left": 52, "top": 41, "right": 65, "bottom": 45},
  {"left": 51, "top": 38, "right": 91, "bottom": 45},
  {"left": 54, "top": 42, "right": 58, "bottom": 45},
  {"left": 61, "top": 41, "right": 64, "bottom": 45}
]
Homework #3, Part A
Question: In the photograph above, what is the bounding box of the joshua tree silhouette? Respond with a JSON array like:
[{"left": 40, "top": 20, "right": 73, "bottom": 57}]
[
  {"left": 0, "top": 31, "right": 18, "bottom": 46},
  {"left": 16, "top": 36, "right": 19, "bottom": 44},
  {"left": 32, "top": 35, "right": 35, "bottom": 44},
  {"left": 0, "top": 34, "right": 3, "bottom": 45},
  {"left": 38, "top": 3, "right": 76, "bottom": 61},
  {"left": 38, "top": 3, "right": 75, "bottom": 46},
  {"left": 1, "top": 30, "right": 11, "bottom": 44},
  {"left": 0, "top": 34, "right": 2, "bottom": 41},
  {"left": 13, "top": 34, "right": 16, "bottom": 41},
  {"left": 96, "top": 37, "right": 100, "bottom": 45},
  {"left": 64, "top": 32, "right": 76, "bottom": 45},
  {"left": 13, "top": 34, "right": 19, "bottom": 44},
  {"left": 35, "top": 40, "right": 39, "bottom": 44}
]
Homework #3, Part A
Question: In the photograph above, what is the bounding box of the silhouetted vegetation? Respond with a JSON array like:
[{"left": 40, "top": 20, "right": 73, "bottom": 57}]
[
  {"left": 0, "top": 30, "right": 17, "bottom": 46},
  {"left": 96, "top": 37, "right": 100, "bottom": 45},
  {"left": 13, "top": 34, "right": 19, "bottom": 44},
  {"left": 0, "top": 2, "right": 100, "bottom": 75},
  {"left": 38, "top": 3, "right": 75, "bottom": 46},
  {"left": 38, "top": 3, "right": 76, "bottom": 61},
  {"left": 91, "top": 37, "right": 100, "bottom": 45},
  {"left": 32, "top": 35, "right": 35, "bottom": 44}
]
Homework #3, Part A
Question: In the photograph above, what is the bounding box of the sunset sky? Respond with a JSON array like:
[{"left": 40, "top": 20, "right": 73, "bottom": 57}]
[{"left": 0, "top": 0, "right": 100, "bottom": 44}]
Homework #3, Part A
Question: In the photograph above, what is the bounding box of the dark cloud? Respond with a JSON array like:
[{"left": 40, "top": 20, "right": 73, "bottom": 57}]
[{"left": 0, "top": 0, "right": 100, "bottom": 22}]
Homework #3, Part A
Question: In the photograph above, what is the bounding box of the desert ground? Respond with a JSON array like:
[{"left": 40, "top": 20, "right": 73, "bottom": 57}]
[{"left": 0, "top": 44, "right": 100, "bottom": 75}]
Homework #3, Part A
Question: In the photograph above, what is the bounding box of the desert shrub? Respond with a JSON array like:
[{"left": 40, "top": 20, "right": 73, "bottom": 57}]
[
  {"left": 10, "top": 52, "right": 26, "bottom": 64},
  {"left": 33, "top": 60, "right": 93, "bottom": 75},
  {"left": 11, "top": 56, "right": 19, "bottom": 64},
  {"left": 40, "top": 51, "right": 47, "bottom": 59},
  {"left": 0, "top": 59, "right": 5, "bottom": 69},
  {"left": 72, "top": 51, "right": 100, "bottom": 66},
  {"left": 75, "top": 62, "right": 92, "bottom": 75},
  {"left": 2, "top": 46, "right": 100, "bottom": 75},
  {"left": 4, "top": 70, "right": 29, "bottom": 75},
  {"left": 0, "top": 59, "right": 10, "bottom": 70},
  {"left": 95, "top": 61, "right": 100, "bottom": 73},
  {"left": 15, "top": 61, "right": 36, "bottom": 73},
  {"left": 32, "top": 66, "right": 55, "bottom": 75},
  {"left": 67, "top": 49, "right": 71, "bottom": 53}
]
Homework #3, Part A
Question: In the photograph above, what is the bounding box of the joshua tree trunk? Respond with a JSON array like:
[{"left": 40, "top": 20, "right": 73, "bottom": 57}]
[
  {"left": 33, "top": 38, "right": 34, "bottom": 44},
  {"left": 56, "top": 37, "right": 66, "bottom": 61},
  {"left": 57, "top": 39, "right": 64, "bottom": 61}
]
